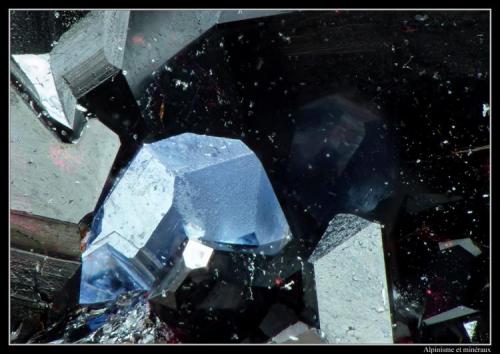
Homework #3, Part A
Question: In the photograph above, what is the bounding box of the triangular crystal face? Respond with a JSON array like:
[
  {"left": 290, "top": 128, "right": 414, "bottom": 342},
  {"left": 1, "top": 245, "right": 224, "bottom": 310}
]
[{"left": 80, "top": 244, "right": 149, "bottom": 304}]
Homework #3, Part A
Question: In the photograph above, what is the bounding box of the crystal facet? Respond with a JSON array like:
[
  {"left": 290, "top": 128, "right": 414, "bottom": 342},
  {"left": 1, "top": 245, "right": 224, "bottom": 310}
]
[
  {"left": 10, "top": 86, "right": 120, "bottom": 225},
  {"left": 309, "top": 214, "right": 393, "bottom": 344},
  {"left": 11, "top": 54, "right": 69, "bottom": 128},
  {"left": 269, "top": 322, "right": 326, "bottom": 344},
  {"left": 80, "top": 133, "right": 290, "bottom": 304}
]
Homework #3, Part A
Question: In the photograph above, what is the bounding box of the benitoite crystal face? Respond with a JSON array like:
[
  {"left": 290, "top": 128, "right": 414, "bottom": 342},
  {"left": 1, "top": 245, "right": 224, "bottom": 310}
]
[{"left": 80, "top": 133, "right": 291, "bottom": 304}]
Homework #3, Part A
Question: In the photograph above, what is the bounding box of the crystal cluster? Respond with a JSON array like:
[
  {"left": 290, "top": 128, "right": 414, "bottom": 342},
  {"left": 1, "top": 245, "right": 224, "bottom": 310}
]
[{"left": 10, "top": 9, "right": 489, "bottom": 344}]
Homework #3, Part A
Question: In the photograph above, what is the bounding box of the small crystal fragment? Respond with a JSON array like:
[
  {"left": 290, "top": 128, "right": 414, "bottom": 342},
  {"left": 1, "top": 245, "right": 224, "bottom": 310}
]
[
  {"left": 269, "top": 321, "right": 327, "bottom": 344},
  {"left": 438, "top": 238, "right": 482, "bottom": 257},
  {"left": 464, "top": 320, "right": 478, "bottom": 341},
  {"left": 422, "top": 306, "right": 478, "bottom": 326}
]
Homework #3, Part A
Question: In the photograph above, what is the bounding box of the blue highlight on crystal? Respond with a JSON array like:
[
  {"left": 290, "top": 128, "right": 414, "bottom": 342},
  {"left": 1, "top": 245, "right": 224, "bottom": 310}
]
[{"left": 80, "top": 133, "right": 290, "bottom": 304}]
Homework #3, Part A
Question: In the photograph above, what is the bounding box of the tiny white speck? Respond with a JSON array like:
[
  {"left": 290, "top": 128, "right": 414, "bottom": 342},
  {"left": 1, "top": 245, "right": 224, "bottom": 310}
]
[
  {"left": 482, "top": 103, "right": 490, "bottom": 117},
  {"left": 76, "top": 104, "right": 88, "bottom": 112}
]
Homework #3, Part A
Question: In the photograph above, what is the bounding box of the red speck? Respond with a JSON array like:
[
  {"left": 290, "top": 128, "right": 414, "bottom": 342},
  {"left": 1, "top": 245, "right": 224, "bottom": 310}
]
[
  {"left": 80, "top": 230, "right": 90, "bottom": 252},
  {"left": 132, "top": 35, "right": 145, "bottom": 45},
  {"left": 402, "top": 26, "right": 417, "bottom": 33},
  {"left": 426, "top": 289, "right": 432, "bottom": 296},
  {"left": 159, "top": 101, "right": 165, "bottom": 122},
  {"left": 275, "top": 277, "right": 284, "bottom": 286}
]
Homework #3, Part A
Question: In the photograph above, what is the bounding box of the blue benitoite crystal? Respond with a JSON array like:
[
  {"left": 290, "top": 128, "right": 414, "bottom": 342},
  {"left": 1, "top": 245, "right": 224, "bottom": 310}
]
[{"left": 80, "top": 133, "right": 291, "bottom": 304}]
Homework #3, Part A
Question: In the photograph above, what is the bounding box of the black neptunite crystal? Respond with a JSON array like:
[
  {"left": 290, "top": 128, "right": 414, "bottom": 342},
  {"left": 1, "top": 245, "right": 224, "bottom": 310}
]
[{"left": 147, "top": 250, "right": 310, "bottom": 343}]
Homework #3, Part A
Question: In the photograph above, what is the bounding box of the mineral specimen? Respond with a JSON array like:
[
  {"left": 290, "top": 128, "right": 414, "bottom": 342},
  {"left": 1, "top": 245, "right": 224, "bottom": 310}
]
[
  {"left": 9, "top": 9, "right": 490, "bottom": 344},
  {"left": 80, "top": 133, "right": 290, "bottom": 304}
]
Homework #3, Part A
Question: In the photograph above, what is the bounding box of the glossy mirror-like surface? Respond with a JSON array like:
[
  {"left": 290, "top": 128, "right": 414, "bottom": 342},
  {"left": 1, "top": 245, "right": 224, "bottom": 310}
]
[{"left": 81, "top": 133, "right": 290, "bottom": 304}]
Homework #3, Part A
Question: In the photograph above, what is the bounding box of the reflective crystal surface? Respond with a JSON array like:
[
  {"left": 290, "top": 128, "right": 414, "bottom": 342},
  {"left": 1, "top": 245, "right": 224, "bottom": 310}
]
[
  {"left": 80, "top": 133, "right": 290, "bottom": 304},
  {"left": 27, "top": 291, "right": 180, "bottom": 344},
  {"left": 11, "top": 54, "right": 69, "bottom": 128},
  {"left": 148, "top": 239, "right": 214, "bottom": 309}
]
